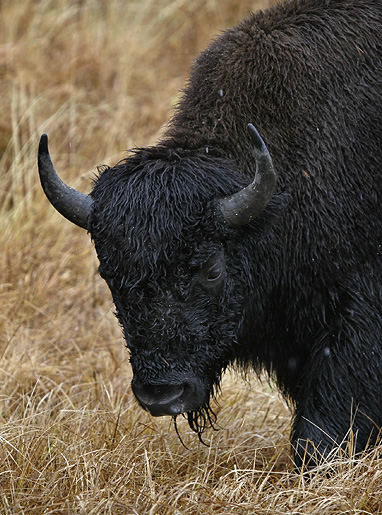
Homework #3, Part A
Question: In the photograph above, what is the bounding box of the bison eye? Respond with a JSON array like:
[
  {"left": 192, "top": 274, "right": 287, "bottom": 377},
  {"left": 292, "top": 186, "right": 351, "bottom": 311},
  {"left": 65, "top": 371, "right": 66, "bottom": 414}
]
[
  {"left": 206, "top": 265, "right": 223, "bottom": 283},
  {"left": 201, "top": 253, "right": 225, "bottom": 289}
]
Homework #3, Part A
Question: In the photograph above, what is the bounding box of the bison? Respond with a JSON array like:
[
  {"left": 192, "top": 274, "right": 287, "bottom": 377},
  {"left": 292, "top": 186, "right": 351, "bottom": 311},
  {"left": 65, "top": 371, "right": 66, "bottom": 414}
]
[{"left": 37, "top": 0, "right": 382, "bottom": 469}]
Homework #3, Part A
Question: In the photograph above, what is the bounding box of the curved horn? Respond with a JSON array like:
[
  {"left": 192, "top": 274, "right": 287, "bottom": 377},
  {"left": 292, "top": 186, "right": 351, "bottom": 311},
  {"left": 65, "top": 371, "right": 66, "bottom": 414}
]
[
  {"left": 219, "top": 124, "right": 276, "bottom": 228},
  {"left": 38, "top": 134, "right": 92, "bottom": 230}
]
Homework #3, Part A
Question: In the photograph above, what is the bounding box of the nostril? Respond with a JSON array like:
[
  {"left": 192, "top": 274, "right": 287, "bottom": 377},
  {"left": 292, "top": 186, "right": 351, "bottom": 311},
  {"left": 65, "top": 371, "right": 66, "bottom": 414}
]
[{"left": 132, "top": 380, "right": 185, "bottom": 407}]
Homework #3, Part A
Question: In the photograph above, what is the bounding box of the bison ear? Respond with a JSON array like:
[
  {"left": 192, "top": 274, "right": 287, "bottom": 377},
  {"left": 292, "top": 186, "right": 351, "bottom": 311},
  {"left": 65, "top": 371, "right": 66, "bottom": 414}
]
[
  {"left": 37, "top": 134, "right": 92, "bottom": 230},
  {"left": 218, "top": 124, "right": 276, "bottom": 228}
]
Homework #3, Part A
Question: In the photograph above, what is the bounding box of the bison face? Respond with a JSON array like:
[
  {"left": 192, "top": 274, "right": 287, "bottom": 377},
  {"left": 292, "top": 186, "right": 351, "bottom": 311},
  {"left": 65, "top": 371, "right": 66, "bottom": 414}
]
[
  {"left": 115, "top": 245, "right": 238, "bottom": 420},
  {"left": 100, "top": 240, "right": 247, "bottom": 429},
  {"left": 89, "top": 149, "right": 254, "bottom": 430}
]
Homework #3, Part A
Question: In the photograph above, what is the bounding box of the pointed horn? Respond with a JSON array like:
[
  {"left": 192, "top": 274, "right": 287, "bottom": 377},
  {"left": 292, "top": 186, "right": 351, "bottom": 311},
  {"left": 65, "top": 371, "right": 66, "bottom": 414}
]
[
  {"left": 219, "top": 124, "right": 276, "bottom": 228},
  {"left": 38, "top": 134, "right": 92, "bottom": 230}
]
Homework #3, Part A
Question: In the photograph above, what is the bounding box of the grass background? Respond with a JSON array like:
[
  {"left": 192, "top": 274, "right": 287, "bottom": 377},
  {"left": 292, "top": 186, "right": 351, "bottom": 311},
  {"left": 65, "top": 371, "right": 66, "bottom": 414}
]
[{"left": 0, "top": 0, "right": 381, "bottom": 513}]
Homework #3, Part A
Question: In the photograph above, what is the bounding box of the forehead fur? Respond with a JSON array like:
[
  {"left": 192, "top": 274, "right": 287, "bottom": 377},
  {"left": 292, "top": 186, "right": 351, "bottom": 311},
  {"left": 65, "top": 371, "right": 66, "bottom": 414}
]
[{"left": 89, "top": 147, "right": 242, "bottom": 274}]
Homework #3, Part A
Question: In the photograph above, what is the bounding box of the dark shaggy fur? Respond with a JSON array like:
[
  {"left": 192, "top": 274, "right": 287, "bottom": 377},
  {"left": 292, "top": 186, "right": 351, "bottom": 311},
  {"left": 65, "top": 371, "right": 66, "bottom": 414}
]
[{"left": 89, "top": 0, "right": 382, "bottom": 468}]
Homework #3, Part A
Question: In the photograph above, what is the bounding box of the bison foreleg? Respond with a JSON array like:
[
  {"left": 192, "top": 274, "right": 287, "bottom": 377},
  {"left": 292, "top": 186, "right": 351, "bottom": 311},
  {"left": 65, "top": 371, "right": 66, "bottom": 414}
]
[{"left": 291, "top": 276, "right": 382, "bottom": 470}]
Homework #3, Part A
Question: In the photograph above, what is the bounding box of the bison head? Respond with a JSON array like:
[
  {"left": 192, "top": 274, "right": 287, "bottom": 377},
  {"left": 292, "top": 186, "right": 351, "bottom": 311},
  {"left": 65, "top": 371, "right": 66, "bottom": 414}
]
[{"left": 38, "top": 125, "right": 276, "bottom": 436}]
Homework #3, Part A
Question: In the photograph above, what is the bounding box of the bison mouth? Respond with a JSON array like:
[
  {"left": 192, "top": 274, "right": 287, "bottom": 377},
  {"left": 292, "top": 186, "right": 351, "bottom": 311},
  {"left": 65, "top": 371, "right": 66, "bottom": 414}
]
[
  {"left": 131, "top": 376, "right": 207, "bottom": 417},
  {"left": 132, "top": 376, "right": 218, "bottom": 443}
]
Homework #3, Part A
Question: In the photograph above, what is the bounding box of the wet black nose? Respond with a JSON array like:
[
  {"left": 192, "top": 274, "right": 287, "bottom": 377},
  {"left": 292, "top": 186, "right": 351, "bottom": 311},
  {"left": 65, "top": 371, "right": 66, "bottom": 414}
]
[{"left": 132, "top": 379, "right": 202, "bottom": 417}]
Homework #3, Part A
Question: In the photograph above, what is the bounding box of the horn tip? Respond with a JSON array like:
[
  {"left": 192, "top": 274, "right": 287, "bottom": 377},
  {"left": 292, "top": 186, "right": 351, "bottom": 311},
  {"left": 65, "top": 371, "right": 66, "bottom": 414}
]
[
  {"left": 39, "top": 133, "right": 49, "bottom": 154},
  {"left": 247, "top": 123, "right": 265, "bottom": 152}
]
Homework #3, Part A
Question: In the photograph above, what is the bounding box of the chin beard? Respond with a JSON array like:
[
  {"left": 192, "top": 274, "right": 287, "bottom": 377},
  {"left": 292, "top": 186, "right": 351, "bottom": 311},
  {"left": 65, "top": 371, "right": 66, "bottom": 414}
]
[{"left": 172, "top": 403, "right": 219, "bottom": 446}]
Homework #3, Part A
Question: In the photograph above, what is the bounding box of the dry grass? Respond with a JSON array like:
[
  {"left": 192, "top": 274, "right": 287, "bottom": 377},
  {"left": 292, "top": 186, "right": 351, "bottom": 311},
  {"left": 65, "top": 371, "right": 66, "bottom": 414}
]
[{"left": 1, "top": 0, "right": 381, "bottom": 513}]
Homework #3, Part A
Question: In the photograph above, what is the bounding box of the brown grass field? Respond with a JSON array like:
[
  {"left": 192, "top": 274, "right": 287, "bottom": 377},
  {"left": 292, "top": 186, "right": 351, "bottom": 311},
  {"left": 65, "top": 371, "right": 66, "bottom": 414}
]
[{"left": 1, "top": 0, "right": 381, "bottom": 513}]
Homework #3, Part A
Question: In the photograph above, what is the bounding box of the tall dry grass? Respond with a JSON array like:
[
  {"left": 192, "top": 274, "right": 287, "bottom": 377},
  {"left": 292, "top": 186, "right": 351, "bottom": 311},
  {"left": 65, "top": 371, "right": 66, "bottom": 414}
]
[{"left": 0, "top": 0, "right": 381, "bottom": 513}]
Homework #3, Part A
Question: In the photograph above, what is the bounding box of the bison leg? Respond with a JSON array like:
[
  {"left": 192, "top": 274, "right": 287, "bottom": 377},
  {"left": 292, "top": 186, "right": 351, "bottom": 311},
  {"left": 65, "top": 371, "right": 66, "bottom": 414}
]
[{"left": 291, "top": 278, "right": 382, "bottom": 470}]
